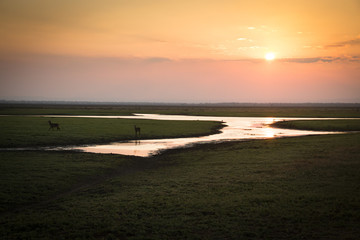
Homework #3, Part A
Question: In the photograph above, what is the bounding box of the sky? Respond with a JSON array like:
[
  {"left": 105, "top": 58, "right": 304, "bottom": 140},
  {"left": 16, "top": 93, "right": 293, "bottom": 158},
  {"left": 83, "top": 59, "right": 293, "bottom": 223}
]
[{"left": 0, "top": 0, "right": 359, "bottom": 103}]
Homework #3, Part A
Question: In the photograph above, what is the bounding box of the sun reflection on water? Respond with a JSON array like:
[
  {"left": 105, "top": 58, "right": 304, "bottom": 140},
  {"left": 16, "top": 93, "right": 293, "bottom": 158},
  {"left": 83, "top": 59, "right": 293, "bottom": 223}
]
[
  {"left": 45, "top": 114, "right": 339, "bottom": 157},
  {"left": 263, "top": 127, "right": 276, "bottom": 138},
  {"left": 264, "top": 117, "right": 275, "bottom": 124}
]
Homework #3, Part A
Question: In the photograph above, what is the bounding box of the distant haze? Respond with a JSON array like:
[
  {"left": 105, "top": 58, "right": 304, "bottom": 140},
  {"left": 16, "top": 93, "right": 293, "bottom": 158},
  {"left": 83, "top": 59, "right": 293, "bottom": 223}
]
[{"left": 1, "top": 0, "right": 359, "bottom": 103}]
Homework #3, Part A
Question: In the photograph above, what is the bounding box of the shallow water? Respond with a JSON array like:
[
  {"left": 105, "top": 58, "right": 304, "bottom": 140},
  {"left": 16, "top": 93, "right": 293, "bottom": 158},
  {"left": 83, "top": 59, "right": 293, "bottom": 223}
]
[{"left": 46, "top": 114, "right": 340, "bottom": 157}]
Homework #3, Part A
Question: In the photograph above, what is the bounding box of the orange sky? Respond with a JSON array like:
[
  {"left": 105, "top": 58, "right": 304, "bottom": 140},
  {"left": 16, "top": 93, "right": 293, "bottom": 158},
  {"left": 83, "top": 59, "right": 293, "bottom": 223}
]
[{"left": 0, "top": 0, "right": 359, "bottom": 102}]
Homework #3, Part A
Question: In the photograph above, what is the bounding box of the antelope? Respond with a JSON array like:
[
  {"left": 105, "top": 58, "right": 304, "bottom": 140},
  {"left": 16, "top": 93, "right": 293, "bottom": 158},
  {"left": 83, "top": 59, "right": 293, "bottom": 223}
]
[
  {"left": 134, "top": 125, "right": 141, "bottom": 138},
  {"left": 48, "top": 120, "right": 60, "bottom": 130}
]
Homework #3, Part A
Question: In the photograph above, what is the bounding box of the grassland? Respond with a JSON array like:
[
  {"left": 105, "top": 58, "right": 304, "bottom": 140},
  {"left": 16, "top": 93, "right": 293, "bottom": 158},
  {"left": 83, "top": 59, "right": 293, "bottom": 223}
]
[
  {"left": 272, "top": 119, "right": 360, "bottom": 131},
  {"left": 0, "top": 105, "right": 359, "bottom": 239},
  {"left": 1, "top": 103, "right": 360, "bottom": 117},
  {"left": 1, "top": 133, "right": 359, "bottom": 239},
  {"left": 0, "top": 116, "right": 222, "bottom": 148}
]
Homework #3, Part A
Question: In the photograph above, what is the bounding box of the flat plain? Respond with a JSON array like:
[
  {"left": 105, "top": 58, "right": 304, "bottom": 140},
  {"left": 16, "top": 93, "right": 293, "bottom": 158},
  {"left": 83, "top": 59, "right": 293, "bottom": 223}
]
[{"left": 0, "top": 104, "right": 359, "bottom": 239}]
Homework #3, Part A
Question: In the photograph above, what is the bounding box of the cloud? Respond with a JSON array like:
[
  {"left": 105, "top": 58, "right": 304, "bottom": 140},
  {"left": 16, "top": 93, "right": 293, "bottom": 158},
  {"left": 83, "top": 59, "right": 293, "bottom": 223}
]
[
  {"left": 280, "top": 56, "right": 360, "bottom": 63},
  {"left": 2, "top": 52, "right": 360, "bottom": 103},
  {"left": 143, "top": 57, "right": 172, "bottom": 63},
  {"left": 340, "top": 38, "right": 360, "bottom": 45},
  {"left": 220, "top": 55, "right": 360, "bottom": 64},
  {"left": 0, "top": 53, "right": 175, "bottom": 68},
  {"left": 325, "top": 36, "right": 360, "bottom": 48},
  {"left": 325, "top": 44, "right": 345, "bottom": 48},
  {"left": 280, "top": 58, "right": 322, "bottom": 63}
]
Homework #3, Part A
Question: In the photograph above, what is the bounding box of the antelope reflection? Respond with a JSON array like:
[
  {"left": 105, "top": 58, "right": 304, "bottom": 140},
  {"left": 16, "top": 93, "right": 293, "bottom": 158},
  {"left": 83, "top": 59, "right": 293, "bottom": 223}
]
[{"left": 134, "top": 125, "right": 141, "bottom": 138}]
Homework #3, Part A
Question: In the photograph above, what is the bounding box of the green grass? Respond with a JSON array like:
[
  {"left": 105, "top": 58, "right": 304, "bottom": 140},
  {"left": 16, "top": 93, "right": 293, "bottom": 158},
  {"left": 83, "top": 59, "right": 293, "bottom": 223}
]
[
  {"left": 154, "top": 106, "right": 360, "bottom": 118},
  {"left": 1, "top": 104, "right": 360, "bottom": 117},
  {"left": 0, "top": 116, "right": 222, "bottom": 148},
  {"left": 1, "top": 110, "right": 359, "bottom": 239},
  {"left": 272, "top": 119, "right": 360, "bottom": 131},
  {"left": 0, "top": 134, "right": 359, "bottom": 239},
  {"left": 0, "top": 151, "right": 137, "bottom": 213},
  {"left": 0, "top": 105, "right": 135, "bottom": 116}
]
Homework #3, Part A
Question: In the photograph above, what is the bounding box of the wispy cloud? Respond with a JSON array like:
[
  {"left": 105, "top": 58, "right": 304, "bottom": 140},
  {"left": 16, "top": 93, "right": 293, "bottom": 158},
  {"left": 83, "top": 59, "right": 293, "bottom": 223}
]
[
  {"left": 280, "top": 56, "right": 360, "bottom": 63},
  {"left": 324, "top": 44, "right": 344, "bottom": 48},
  {"left": 0, "top": 53, "right": 175, "bottom": 65},
  {"left": 2, "top": 52, "right": 360, "bottom": 66},
  {"left": 237, "top": 38, "right": 253, "bottom": 42},
  {"left": 280, "top": 57, "right": 327, "bottom": 63},
  {"left": 143, "top": 57, "right": 172, "bottom": 63},
  {"left": 325, "top": 36, "right": 360, "bottom": 48}
]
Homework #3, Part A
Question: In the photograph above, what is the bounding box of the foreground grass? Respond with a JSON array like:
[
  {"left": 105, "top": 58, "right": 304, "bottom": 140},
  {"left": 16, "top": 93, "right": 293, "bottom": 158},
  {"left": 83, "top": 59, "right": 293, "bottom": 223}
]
[
  {"left": 0, "top": 116, "right": 222, "bottom": 148},
  {"left": 0, "top": 152, "right": 139, "bottom": 213},
  {"left": 1, "top": 104, "right": 360, "bottom": 117},
  {"left": 272, "top": 119, "right": 360, "bottom": 131},
  {"left": 1, "top": 132, "right": 359, "bottom": 239}
]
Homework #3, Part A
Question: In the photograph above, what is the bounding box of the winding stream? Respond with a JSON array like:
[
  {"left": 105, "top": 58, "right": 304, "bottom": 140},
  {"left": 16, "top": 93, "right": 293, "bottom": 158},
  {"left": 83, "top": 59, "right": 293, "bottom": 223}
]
[{"left": 45, "top": 114, "right": 340, "bottom": 157}]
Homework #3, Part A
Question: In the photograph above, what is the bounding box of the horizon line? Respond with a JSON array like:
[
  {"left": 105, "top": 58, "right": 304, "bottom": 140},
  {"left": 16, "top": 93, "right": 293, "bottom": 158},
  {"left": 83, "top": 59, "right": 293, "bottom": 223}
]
[{"left": 1, "top": 100, "right": 360, "bottom": 107}]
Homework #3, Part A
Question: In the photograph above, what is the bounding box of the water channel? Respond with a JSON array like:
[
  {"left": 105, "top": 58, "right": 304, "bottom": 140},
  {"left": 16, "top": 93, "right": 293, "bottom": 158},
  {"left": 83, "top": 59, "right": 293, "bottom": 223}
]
[{"left": 45, "top": 114, "right": 340, "bottom": 157}]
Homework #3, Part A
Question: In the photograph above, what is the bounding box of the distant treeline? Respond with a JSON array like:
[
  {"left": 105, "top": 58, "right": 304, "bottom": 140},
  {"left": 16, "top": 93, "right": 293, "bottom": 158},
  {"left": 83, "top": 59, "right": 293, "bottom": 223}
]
[{"left": 0, "top": 100, "right": 359, "bottom": 108}]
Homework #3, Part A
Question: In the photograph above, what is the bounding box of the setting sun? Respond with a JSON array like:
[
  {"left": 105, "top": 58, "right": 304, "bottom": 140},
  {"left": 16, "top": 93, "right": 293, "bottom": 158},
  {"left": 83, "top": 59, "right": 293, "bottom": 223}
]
[{"left": 265, "top": 52, "right": 276, "bottom": 61}]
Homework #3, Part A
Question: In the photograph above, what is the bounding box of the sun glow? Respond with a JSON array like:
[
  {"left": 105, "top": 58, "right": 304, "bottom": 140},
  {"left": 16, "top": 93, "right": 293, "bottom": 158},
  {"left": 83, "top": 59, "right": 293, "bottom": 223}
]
[{"left": 265, "top": 52, "right": 276, "bottom": 61}]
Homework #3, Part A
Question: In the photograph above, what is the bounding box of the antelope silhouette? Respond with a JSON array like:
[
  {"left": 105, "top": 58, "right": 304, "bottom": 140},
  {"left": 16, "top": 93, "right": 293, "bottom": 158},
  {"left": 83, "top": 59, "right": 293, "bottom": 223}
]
[
  {"left": 48, "top": 120, "right": 60, "bottom": 130},
  {"left": 134, "top": 125, "right": 141, "bottom": 138}
]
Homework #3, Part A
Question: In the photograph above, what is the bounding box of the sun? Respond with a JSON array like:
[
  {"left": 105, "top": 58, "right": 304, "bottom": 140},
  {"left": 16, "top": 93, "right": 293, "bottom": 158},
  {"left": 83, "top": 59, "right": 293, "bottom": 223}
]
[{"left": 265, "top": 52, "right": 276, "bottom": 61}]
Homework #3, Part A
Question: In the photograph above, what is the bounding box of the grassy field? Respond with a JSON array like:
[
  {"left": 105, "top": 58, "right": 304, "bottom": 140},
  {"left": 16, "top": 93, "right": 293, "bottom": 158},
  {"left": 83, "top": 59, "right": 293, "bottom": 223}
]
[
  {"left": 0, "top": 116, "right": 222, "bottom": 148},
  {"left": 0, "top": 106, "right": 359, "bottom": 239},
  {"left": 0, "top": 151, "right": 138, "bottom": 214},
  {"left": 1, "top": 104, "right": 360, "bottom": 117},
  {"left": 0, "top": 133, "right": 359, "bottom": 239},
  {"left": 272, "top": 119, "right": 360, "bottom": 131}
]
